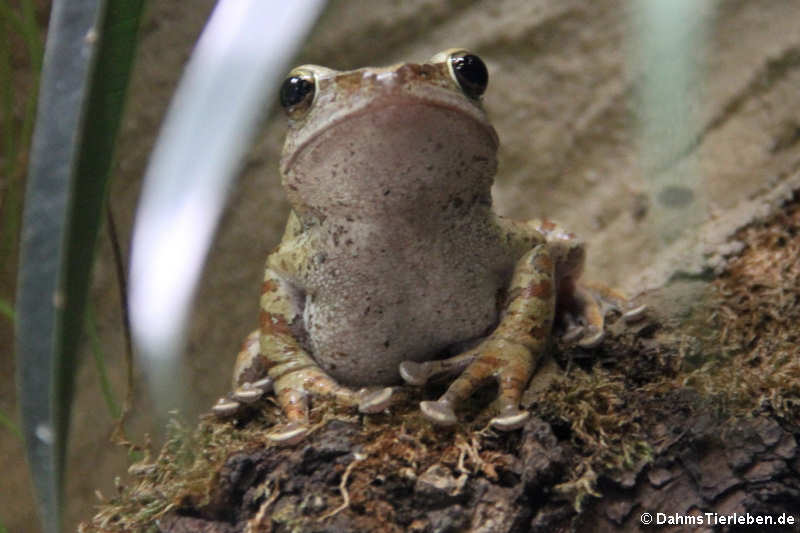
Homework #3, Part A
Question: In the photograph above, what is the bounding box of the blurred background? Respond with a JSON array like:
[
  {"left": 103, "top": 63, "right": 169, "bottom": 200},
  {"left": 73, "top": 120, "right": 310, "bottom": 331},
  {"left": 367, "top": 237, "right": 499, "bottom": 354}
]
[{"left": 3, "top": 0, "right": 800, "bottom": 531}]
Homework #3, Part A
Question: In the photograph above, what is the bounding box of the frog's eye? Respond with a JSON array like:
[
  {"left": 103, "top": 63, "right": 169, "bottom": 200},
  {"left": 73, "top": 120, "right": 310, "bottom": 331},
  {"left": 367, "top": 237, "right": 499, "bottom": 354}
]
[
  {"left": 447, "top": 51, "right": 488, "bottom": 99},
  {"left": 280, "top": 69, "right": 316, "bottom": 117}
]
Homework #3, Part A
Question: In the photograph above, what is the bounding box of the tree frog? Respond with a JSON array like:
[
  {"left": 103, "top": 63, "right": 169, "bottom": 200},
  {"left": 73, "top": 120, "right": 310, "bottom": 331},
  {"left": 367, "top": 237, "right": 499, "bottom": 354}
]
[{"left": 212, "top": 50, "right": 644, "bottom": 444}]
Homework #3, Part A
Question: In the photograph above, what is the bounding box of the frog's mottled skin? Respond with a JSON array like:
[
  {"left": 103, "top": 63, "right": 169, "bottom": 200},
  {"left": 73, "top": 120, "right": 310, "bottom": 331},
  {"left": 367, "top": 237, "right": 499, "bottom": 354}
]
[{"left": 215, "top": 51, "right": 643, "bottom": 443}]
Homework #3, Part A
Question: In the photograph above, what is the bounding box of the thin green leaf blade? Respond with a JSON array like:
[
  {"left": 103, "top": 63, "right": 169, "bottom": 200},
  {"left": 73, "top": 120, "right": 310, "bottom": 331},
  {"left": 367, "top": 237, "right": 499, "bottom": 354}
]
[
  {"left": 86, "top": 303, "right": 120, "bottom": 419},
  {"left": 17, "top": 2, "right": 103, "bottom": 530},
  {"left": 15, "top": 1, "right": 145, "bottom": 531},
  {"left": 58, "top": 0, "right": 146, "bottom": 454}
]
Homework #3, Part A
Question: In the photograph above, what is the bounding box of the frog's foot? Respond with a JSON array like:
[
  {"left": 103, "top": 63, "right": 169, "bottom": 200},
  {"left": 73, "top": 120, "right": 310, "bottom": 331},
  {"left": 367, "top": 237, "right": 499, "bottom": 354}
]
[
  {"left": 212, "top": 330, "right": 275, "bottom": 417},
  {"left": 266, "top": 385, "right": 394, "bottom": 445},
  {"left": 267, "top": 368, "right": 393, "bottom": 443},
  {"left": 212, "top": 330, "right": 393, "bottom": 444},
  {"left": 214, "top": 374, "right": 393, "bottom": 444},
  {"left": 402, "top": 337, "right": 535, "bottom": 431},
  {"left": 560, "top": 282, "right": 647, "bottom": 348}
]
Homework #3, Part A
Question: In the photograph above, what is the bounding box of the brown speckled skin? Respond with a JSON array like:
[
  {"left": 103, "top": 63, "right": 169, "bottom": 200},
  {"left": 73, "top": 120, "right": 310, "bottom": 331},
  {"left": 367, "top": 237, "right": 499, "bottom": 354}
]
[{"left": 232, "top": 53, "right": 588, "bottom": 429}]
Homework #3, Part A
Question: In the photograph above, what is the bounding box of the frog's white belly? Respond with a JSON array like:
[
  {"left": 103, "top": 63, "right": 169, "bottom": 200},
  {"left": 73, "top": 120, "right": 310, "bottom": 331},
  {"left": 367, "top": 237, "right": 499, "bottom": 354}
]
[{"left": 302, "top": 220, "right": 513, "bottom": 386}]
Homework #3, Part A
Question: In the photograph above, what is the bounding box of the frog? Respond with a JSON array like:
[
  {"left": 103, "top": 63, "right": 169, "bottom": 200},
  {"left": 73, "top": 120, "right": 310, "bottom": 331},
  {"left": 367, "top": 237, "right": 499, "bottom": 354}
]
[{"left": 212, "top": 49, "right": 645, "bottom": 444}]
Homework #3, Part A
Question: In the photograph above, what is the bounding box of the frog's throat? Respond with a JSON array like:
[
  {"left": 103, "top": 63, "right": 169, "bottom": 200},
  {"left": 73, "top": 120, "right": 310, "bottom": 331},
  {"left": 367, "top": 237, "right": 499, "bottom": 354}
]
[{"left": 280, "top": 95, "right": 498, "bottom": 175}]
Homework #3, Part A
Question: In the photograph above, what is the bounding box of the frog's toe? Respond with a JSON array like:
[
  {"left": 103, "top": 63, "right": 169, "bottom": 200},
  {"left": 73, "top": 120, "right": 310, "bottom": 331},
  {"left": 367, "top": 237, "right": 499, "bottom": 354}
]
[
  {"left": 233, "top": 381, "right": 265, "bottom": 404},
  {"left": 212, "top": 378, "right": 274, "bottom": 418},
  {"left": 251, "top": 376, "right": 274, "bottom": 392},
  {"left": 490, "top": 407, "right": 530, "bottom": 431},
  {"left": 622, "top": 303, "right": 647, "bottom": 323},
  {"left": 562, "top": 320, "right": 584, "bottom": 343},
  {"left": 581, "top": 282, "right": 647, "bottom": 318},
  {"left": 357, "top": 387, "right": 394, "bottom": 413},
  {"left": 267, "top": 422, "right": 309, "bottom": 445},
  {"left": 400, "top": 349, "right": 480, "bottom": 386},
  {"left": 212, "top": 397, "right": 242, "bottom": 418},
  {"left": 420, "top": 400, "right": 458, "bottom": 426},
  {"left": 567, "top": 285, "right": 606, "bottom": 344},
  {"left": 399, "top": 361, "right": 432, "bottom": 386},
  {"left": 561, "top": 283, "right": 647, "bottom": 347},
  {"left": 577, "top": 325, "right": 605, "bottom": 349}
]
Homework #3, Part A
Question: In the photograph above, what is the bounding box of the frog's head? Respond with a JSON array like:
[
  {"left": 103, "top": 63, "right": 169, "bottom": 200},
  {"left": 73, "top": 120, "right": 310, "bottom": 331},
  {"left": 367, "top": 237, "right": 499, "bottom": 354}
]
[{"left": 278, "top": 50, "right": 499, "bottom": 219}]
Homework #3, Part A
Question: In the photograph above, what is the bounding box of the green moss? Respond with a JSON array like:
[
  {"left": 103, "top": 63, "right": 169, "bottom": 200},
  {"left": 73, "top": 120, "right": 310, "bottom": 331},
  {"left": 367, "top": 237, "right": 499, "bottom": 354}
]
[{"left": 536, "top": 367, "right": 652, "bottom": 511}]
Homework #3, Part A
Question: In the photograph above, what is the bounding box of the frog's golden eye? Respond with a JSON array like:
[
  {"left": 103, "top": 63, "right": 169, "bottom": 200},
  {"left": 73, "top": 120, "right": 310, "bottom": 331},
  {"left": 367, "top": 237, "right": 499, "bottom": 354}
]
[
  {"left": 280, "top": 68, "right": 316, "bottom": 117},
  {"left": 447, "top": 50, "right": 488, "bottom": 99}
]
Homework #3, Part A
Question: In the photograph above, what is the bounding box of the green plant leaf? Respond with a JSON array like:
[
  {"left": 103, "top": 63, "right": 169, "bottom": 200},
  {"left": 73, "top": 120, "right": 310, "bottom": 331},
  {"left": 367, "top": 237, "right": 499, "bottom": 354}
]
[
  {"left": 15, "top": 1, "right": 145, "bottom": 531},
  {"left": 86, "top": 302, "right": 120, "bottom": 419}
]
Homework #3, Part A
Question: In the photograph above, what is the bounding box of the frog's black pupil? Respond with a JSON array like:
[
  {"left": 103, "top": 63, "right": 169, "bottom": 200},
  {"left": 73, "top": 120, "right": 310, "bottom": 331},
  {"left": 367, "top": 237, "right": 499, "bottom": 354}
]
[
  {"left": 450, "top": 53, "right": 488, "bottom": 99},
  {"left": 280, "top": 76, "right": 314, "bottom": 109}
]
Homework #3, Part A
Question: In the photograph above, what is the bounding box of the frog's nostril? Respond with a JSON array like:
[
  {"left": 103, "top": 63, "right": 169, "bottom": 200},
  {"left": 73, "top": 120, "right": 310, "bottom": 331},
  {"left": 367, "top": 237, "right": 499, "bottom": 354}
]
[{"left": 391, "top": 63, "right": 428, "bottom": 84}]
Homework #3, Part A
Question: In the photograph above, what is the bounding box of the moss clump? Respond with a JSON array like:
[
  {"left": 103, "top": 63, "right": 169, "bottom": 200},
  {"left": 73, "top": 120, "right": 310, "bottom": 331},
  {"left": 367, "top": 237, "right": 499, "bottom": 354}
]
[
  {"left": 534, "top": 367, "right": 652, "bottom": 511},
  {"left": 662, "top": 199, "right": 800, "bottom": 422},
  {"left": 85, "top": 408, "right": 281, "bottom": 531}
]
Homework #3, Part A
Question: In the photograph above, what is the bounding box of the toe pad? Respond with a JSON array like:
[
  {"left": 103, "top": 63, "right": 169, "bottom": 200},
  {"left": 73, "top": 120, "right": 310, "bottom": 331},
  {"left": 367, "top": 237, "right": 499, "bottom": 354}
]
[
  {"left": 233, "top": 382, "right": 264, "bottom": 403},
  {"left": 420, "top": 400, "right": 458, "bottom": 426},
  {"left": 358, "top": 387, "right": 394, "bottom": 413},
  {"left": 212, "top": 397, "right": 241, "bottom": 417},
  {"left": 490, "top": 409, "right": 530, "bottom": 431},
  {"left": 267, "top": 422, "right": 309, "bottom": 445},
  {"left": 578, "top": 326, "right": 605, "bottom": 348},
  {"left": 399, "top": 361, "right": 430, "bottom": 386},
  {"left": 623, "top": 304, "right": 647, "bottom": 323}
]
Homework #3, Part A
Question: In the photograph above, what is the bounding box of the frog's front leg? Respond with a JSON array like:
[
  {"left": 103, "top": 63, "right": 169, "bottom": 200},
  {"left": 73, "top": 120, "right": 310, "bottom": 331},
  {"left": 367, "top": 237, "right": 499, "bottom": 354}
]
[
  {"left": 213, "top": 264, "right": 392, "bottom": 444},
  {"left": 400, "top": 243, "right": 556, "bottom": 430}
]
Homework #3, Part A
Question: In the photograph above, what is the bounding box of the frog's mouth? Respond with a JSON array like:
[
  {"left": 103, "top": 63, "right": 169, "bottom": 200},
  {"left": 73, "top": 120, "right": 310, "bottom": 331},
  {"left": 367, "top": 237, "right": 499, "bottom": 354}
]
[{"left": 280, "top": 89, "right": 499, "bottom": 175}]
